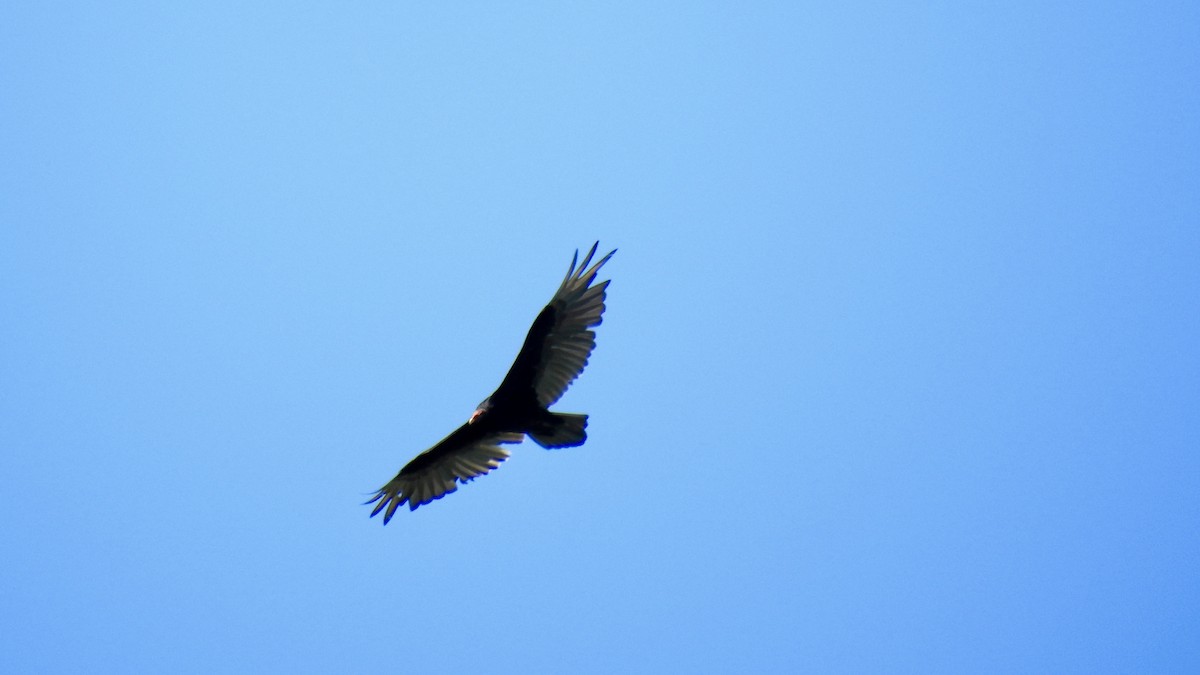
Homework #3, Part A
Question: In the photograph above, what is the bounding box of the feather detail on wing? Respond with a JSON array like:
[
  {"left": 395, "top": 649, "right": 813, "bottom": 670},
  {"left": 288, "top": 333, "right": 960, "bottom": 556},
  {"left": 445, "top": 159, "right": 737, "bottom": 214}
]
[
  {"left": 366, "top": 426, "right": 525, "bottom": 524},
  {"left": 529, "top": 243, "right": 615, "bottom": 407}
]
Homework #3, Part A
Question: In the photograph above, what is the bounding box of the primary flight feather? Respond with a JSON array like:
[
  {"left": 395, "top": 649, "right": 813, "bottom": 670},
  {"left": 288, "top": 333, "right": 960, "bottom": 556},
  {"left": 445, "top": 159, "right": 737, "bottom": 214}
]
[{"left": 367, "top": 242, "right": 615, "bottom": 523}]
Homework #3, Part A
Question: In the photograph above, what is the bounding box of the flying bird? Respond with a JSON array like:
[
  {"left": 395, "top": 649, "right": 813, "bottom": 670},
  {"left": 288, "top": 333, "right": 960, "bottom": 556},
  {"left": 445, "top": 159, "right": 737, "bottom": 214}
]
[{"left": 367, "top": 242, "right": 616, "bottom": 523}]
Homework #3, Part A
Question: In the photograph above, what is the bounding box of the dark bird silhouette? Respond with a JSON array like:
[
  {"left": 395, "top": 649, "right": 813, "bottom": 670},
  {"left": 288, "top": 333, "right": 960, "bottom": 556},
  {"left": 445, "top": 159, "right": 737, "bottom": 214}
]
[{"left": 367, "top": 243, "right": 615, "bottom": 523}]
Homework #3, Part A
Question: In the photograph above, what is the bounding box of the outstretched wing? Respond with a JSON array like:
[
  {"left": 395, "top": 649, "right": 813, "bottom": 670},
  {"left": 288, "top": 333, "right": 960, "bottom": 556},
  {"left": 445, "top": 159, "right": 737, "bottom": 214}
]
[
  {"left": 366, "top": 424, "right": 525, "bottom": 524},
  {"left": 498, "top": 242, "right": 616, "bottom": 407}
]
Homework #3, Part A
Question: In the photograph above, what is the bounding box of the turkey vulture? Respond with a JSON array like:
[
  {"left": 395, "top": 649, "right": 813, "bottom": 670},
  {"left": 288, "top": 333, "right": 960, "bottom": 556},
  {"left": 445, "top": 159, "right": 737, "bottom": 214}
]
[{"left": 366, "top": 242, "right": 616, "bottom": 523}]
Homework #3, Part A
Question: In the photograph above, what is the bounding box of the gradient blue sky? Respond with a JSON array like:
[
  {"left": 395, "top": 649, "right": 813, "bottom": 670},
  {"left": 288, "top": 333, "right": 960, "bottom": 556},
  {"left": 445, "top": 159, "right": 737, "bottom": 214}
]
[{"left": 3, "top": 3, "right": 1198, "bottom": 673}]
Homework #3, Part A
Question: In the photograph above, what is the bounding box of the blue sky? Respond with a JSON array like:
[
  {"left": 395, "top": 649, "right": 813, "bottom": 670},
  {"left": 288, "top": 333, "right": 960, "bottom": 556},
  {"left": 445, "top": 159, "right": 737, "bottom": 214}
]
[{"left": 2, "top": 2, "right": 1198, "bottom": 672}]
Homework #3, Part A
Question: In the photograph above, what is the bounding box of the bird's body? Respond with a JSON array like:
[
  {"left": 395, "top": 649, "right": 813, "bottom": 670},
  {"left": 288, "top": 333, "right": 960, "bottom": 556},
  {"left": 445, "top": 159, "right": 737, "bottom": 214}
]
[{"left": 367, "top": 243, "right": 615, "bottom": 523}]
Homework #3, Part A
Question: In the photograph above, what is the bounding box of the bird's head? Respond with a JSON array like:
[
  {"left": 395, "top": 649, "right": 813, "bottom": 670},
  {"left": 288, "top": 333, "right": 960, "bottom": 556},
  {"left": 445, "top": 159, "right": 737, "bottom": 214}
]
[{"left": 469, "top": 398, "right": 492, "bottom": 424}]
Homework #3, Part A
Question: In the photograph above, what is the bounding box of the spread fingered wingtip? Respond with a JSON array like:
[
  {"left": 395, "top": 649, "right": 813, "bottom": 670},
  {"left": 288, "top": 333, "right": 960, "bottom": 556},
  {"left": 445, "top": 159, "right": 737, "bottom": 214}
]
[
  {"left": 558, "top": 242, "right": 615, "bottom": 296},
  {"left": 365, "top": 489, "right": 407, "bottom": 524},
  {"left": 579, "top": 243, "right": 615, "bottom": 285}
]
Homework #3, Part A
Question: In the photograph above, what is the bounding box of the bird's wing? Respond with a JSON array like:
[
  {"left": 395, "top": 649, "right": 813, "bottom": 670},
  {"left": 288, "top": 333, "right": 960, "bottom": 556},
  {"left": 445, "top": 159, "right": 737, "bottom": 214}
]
[
  {"left": 498, "top": 242, "right": 615, "bottom": 407},
  {"left": 366, "top": 423, "right": 525, "bottom": 523}
]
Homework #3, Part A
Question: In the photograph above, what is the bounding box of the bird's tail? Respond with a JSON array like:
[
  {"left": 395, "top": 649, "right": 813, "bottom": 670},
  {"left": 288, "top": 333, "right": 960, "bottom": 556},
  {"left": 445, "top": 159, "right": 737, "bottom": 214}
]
[{"left": 529, "top": 412, "right": 588, "bottom": 449}]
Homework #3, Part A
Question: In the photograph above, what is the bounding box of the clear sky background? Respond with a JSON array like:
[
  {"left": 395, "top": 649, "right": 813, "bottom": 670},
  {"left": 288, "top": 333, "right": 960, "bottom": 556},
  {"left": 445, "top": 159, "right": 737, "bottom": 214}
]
[{"left": 2, "top": 3, "right": 1198, "bottom": 673}]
